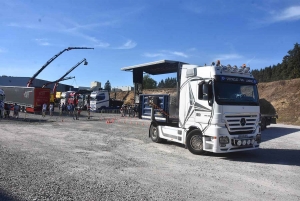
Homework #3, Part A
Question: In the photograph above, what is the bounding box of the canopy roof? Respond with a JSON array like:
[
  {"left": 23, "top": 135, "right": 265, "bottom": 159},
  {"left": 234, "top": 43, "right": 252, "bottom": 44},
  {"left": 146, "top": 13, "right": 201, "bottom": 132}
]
[{"left": 121, "top": 60, "right": 187, "bottom": 75}]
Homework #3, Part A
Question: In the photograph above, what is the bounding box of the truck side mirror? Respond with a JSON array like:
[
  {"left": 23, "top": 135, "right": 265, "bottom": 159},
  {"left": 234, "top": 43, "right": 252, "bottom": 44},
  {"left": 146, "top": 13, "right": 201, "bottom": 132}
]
[
  {"left": 207, "top": 82, "right": 213, "bottom": 106},
  {"left": 198, "top": 82, "right": 209, "bottom": 100},
  {"left": 198, "top": 81, "right": 205, "bottom": 100}
]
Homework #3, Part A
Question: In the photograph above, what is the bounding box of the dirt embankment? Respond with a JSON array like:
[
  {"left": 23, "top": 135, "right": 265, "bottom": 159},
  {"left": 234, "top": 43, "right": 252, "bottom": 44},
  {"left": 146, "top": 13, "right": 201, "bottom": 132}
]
[
  {"left": 111, "top": 78, "right": 300, "bottom": 126},
  {"left": 258, "top": 78, "right": 300, "bottom": 126}
]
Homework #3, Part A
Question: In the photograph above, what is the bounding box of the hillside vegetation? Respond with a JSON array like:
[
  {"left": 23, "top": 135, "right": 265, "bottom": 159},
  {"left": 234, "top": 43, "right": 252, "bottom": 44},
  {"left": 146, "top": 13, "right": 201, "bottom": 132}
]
[{"left": 111, "top": 78, "right": 300, "bottom": 126}]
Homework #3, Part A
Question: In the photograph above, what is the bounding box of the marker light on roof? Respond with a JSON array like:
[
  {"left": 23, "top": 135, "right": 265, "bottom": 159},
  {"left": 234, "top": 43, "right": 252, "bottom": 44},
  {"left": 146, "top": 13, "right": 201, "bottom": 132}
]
[
  {"left": 244, "top": 67, "right": 250, "bottom": 73},
  {"left": 221, "top": 65, "right": 230, "bottom": 71},
  {"left": 238, "top": 66, "right": 244, "bottom": 73},
  {"left": 231, "top": 65, "right": 238, "bottom": 72}
]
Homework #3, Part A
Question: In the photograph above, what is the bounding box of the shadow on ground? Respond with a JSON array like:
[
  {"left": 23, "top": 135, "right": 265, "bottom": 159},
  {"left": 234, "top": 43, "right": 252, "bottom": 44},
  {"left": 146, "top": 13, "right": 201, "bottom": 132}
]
[
  {"left": 0, "top": 188, "right": 22, "bottom": 201},
  {"left": 210, "top": 148, "right": 300, "bottom": 166},
  {"left": 262, "top": 126, "right": 300, "bottom": 142}
]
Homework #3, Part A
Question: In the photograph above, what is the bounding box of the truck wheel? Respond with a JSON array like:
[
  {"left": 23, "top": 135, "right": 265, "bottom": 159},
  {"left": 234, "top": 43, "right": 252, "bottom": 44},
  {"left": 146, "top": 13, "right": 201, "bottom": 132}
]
[
  {"left": 150, "top": 124, "right": 163, "bottom": 143},
  {"left": 186, "top": 130, "right": 205, "bottom": 155},
  {"left": 261, "top": 117, "right": 267, "bottom": 131}
]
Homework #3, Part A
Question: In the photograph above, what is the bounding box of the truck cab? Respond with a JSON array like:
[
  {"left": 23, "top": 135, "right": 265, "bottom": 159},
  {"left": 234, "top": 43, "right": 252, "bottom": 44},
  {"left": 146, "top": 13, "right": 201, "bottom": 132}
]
[{"left": 89, "top": 90, "right": 109, "bottom": 111}]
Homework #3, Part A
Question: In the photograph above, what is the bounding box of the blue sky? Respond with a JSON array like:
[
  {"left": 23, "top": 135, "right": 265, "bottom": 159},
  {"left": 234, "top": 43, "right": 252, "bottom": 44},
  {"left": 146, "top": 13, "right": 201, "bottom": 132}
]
[{"left": 0, "top": 0, "right": 299, "bottom": 88}]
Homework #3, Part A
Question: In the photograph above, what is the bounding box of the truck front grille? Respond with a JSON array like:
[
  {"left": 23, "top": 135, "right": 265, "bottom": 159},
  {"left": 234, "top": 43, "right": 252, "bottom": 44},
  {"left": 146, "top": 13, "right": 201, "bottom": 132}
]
[{"left": 224, "top": 114, "right": 258, "bottom": 135}]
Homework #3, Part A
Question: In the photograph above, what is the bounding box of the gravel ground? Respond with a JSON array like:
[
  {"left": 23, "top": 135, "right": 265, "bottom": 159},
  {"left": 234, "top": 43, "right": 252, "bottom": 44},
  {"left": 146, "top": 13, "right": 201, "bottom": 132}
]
[{"left": 0, "top": 111, "right": 300, "bottom": 201}]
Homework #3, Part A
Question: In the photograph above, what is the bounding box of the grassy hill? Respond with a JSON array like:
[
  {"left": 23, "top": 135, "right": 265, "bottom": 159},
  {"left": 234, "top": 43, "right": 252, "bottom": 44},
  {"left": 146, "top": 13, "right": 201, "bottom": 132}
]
[{"left": 110, "top": 78, "right": 300, "bottom": 126}]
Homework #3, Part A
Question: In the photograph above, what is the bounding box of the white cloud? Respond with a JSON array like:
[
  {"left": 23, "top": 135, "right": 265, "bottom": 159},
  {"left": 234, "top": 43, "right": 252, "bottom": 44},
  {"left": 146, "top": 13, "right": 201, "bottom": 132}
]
[
  {"left": 171, "top": 51, "right": 188, "bottom": 58},
  {"left": 272, "top": 6, "right": 300, "bottom": 22},
  {"left": 143, "top": 50, "right": 190, "bottom": 58},
  {"left": 7, "top": 22, "right": 37, "bottom": 29},
  {"left": 35, "top": 39, "right": 50, "bottom": 46},
  {"left": 214, "top": 54, "right": 243, "bottom": 61},
  {"left": 115, "top": 40, "right": 137, "bottom": 49},
  {"left": 143, "top": 53, "right": 165, "bottom": 58}
]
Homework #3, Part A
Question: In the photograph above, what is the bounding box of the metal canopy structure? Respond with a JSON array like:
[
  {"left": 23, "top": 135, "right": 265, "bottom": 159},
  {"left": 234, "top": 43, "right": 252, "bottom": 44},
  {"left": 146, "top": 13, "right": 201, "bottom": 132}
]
[
  {"left": 121, "top": 60, "right": 187, "bottom": 75},
  {"left": 121, "top": 60, "right": 187, "bottom": 105}
]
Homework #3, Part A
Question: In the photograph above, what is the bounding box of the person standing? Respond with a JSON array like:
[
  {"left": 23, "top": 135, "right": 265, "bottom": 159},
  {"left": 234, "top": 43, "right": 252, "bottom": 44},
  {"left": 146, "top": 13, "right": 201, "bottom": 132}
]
[
  {"left": 49, "top": 103, "right": 54, "bottom": 116},
  {"left": 62, "top": 102, "right": 65, "bottom": 114},
  {"left": 67, "top": 103, "right": 71, "bottom": 115},
  {"left": 6, "top": 104, "right": 11, "bottom": 118},
  {"left": 87, "top": 102, "right": 90, "bottom": 119},
  {"left": 0, "top": 101, "right": 4, "bottom": 119},
  {"left": 42, "top": 103, "right": 47, "bottom": 117},
  {"left": 74, "top": 104, "right": 80, "bottom": 120},
  {"left": 14, "top": 103, "right": 19, "bottom": 119}
]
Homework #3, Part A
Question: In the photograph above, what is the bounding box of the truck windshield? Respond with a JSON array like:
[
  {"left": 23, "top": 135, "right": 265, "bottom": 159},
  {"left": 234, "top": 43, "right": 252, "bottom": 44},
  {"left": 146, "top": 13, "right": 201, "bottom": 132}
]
[{"left": 214, "top": 82, "right": 259, "bottom": 106}]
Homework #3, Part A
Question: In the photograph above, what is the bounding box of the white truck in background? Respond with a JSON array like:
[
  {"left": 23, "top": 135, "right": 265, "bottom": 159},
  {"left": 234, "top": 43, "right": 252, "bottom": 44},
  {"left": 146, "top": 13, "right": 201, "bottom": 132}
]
[
  {"left": 89, "top": 90, "right": 123, "bottom": 111},
  {"left": 145, "top": 61, "right": 261, "bottom": 154}
]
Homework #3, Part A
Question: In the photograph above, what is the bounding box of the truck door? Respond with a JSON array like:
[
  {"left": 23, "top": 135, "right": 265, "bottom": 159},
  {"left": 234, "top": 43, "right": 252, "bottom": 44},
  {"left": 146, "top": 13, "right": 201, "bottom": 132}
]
[{"left": 195, "top": 81, "right": 213, "bottom": 126}]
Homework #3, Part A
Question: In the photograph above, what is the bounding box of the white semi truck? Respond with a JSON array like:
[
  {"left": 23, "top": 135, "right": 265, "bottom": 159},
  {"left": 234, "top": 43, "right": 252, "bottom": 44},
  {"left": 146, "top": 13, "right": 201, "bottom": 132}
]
[{"left": 145, "top": 61, "right": 261, "bottom": 154}]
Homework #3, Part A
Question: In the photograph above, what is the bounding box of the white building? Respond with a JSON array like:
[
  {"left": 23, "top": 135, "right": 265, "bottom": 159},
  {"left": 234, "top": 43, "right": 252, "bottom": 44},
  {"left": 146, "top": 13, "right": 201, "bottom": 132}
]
[
  {"left": 90, "top": 81, "right": 101, "bottom": 91},
  {"left": 112, "top": 86, "right": 133, "bottom": 91}
]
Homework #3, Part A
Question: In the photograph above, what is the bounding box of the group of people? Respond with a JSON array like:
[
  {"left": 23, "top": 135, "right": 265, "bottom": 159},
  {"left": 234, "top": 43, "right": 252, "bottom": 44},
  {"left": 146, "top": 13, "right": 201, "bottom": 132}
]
[
  {"left": 0, "top": 102, "right": 86, "bottom": 120},
  {"left": 120, "top": 104, "right": 139, "bottom": 117},
  {"left": 42, "top": 102, "right": 54, "bottom": 117},
  {"left": 42, "top": 102, "right": 80, "bottom": 119},
  {"left": 58, "top": 102, "right": 82, "bottom": 120},
  {"left": 0, "top": 103, "right": 20, "bottom": 119}
]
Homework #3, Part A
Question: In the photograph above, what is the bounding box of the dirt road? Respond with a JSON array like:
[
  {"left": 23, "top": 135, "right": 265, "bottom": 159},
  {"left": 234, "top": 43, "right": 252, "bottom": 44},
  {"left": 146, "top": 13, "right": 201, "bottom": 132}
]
[{"left": 0, "top": 113, "right": 300, "bottom": 200}]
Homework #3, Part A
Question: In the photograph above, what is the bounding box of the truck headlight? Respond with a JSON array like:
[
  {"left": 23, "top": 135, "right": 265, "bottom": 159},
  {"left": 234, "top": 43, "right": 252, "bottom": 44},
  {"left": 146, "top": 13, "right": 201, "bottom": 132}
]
[
  {"left": 236, "top": 140, "right": 242, "bottom": 146},
  {"left": 219, "top": 136, "right": 229, "bottom": 144}
]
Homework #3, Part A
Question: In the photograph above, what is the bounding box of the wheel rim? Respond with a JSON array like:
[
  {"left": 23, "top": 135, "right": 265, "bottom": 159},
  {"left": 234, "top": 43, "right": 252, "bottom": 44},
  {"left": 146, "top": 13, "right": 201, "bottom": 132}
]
[
  {"left": 190, "top": 135, "right": 203, "bottom": 150},
  {"left": 151, "top": 126, "right": 157, "bottom": 139}
]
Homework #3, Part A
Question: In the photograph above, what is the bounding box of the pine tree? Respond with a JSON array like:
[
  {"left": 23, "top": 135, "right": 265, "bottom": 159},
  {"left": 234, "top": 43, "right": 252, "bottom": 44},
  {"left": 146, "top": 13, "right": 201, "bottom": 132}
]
[{"left": 104, "top": 80, "right": 111, "bottom": 92}]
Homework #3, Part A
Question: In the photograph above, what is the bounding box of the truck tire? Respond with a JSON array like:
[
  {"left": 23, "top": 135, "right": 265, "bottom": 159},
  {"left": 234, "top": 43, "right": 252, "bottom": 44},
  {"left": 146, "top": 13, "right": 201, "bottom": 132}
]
[
  {"left": 149, "top": 124, "right": 163, "bottom": 143},
  {"left": 186, "top": 130, "right": 205, "bottom": 155},
  {"left": 261, "top": 117, "right": 267, "bottom": 131}
]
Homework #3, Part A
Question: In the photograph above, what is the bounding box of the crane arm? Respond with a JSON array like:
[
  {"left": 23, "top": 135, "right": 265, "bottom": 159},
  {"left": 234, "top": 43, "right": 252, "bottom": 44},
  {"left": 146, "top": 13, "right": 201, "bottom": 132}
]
[
  {"left": 42, "top": 76, "right": 75, "bottom": 88},
  {"left": 26, "top": 47, "right": 93, "bottom": 87},
  {"left": 51, "top": 58, "right": 88, "bottom": 99},
  {"left": 55, "top": 58, "right": 87, "bottom": 84}
]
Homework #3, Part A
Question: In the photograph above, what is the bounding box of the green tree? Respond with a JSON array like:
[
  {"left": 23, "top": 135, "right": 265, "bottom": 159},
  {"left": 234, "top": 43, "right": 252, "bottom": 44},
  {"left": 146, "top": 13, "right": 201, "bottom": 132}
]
[
  {"left": 157, "top": 79, "right": 165, "bottom": 88},
  {"left": 143, "top": 74, "right": 157, "bottom": 89},
  {"left": 104, "top": 80, "right": 111, "bottom": 92},
  {"left": 252, "top": 43, "right": 300, "bottom": 82}
]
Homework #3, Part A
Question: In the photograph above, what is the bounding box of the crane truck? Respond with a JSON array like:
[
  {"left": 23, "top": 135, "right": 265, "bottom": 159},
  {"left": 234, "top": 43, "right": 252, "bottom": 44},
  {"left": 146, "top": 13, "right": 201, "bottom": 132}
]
[
  {"left": 42, "top": 58, "right": 88, "bottom": 105},
  {"left": 0, "top": 47, "right": 93, "bottom": 113},
  {"left": 139, "top": 61, "right": 261, "bottom": 154},
  {"left": 42, "top": 76, "right": 74, "bottom": 104},
  {"left": 27, "top": 47, "right": 93, "bottom": 87}
]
